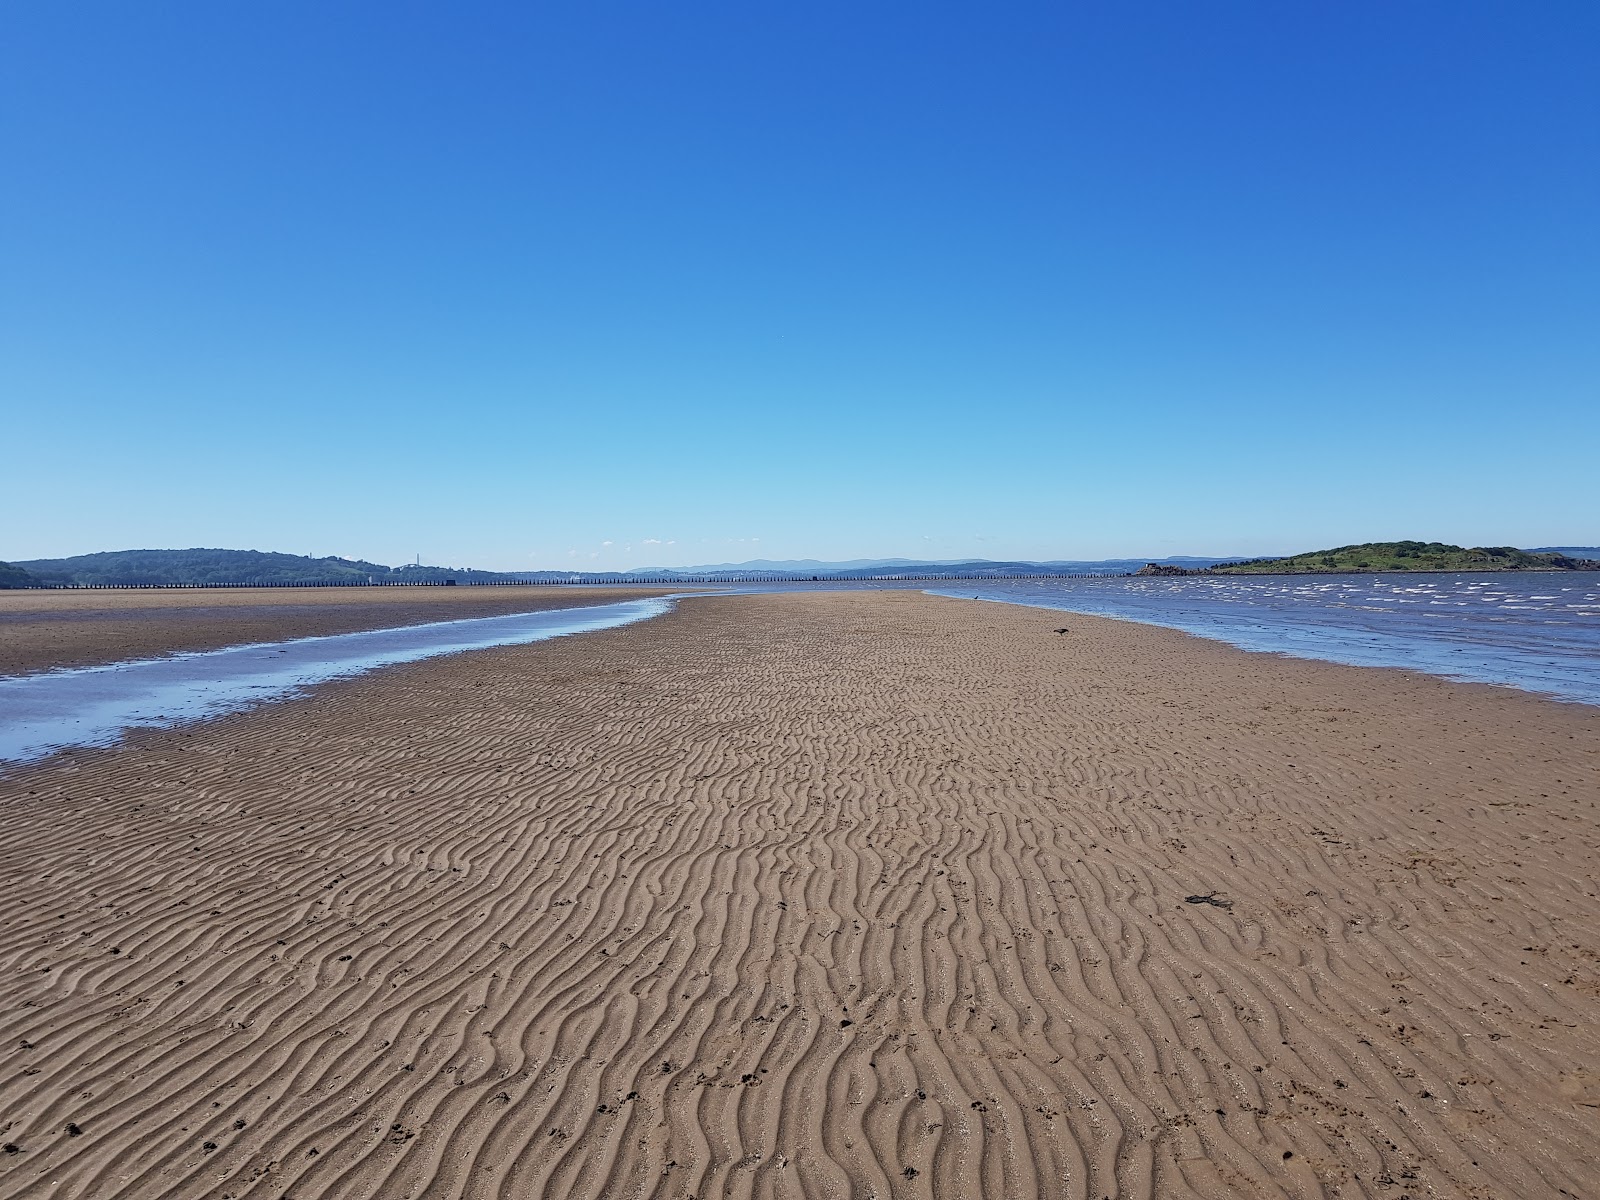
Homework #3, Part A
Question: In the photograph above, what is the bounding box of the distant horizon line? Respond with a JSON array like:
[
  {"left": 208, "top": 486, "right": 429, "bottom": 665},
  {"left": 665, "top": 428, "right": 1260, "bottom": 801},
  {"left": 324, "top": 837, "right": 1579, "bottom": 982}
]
[{"left": 10, "top": 542, "right": 1600, "bottom": 578}]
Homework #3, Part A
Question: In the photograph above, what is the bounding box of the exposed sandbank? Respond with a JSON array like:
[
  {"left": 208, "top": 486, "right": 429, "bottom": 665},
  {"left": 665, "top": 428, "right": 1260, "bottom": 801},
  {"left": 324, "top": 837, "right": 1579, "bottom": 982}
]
[
  {"left": 0, "top": 590, "right": 1595, "bottom": 1198},
  {"left": 0, "top": 585, "right": 676, "bottom": 676}
]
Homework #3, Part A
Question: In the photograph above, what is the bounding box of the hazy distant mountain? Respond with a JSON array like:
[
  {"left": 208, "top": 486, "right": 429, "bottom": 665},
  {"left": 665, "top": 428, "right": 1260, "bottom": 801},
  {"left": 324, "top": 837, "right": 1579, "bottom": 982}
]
[
  {"left": 1525, "top": 546, "right": 1600, "bottom": 557},
  {"left": 641, "top": 558, "right": 953, "bottom": 573},
  {"left": 630, "top": 555, "right": 1253, "bottom": 578},
  {"left": 11, "top": 548, "right": 1264, "bottom": 587},
  {"left": 0, "top": 561, "right": 37, "bottom": 589}
]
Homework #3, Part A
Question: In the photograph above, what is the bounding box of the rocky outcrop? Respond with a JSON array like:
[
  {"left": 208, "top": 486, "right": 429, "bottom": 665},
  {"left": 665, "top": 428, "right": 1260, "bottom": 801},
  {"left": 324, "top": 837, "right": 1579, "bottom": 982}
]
[{"left": 1133, "top": 563, "right": 1208, "bottom": 576}]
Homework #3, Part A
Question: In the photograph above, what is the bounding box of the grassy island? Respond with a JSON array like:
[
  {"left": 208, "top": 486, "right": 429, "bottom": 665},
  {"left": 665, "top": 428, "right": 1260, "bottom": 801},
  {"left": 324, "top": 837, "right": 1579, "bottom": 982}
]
[{"left": 1211, "top": 541, "right": 1599, "bottom": 574}]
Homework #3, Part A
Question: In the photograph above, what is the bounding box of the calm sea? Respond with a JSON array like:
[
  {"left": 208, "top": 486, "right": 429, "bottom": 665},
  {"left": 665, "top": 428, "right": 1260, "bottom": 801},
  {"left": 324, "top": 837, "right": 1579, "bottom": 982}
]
[{"left": 919, "top": 573, "right": 1600, "bottom": 706}]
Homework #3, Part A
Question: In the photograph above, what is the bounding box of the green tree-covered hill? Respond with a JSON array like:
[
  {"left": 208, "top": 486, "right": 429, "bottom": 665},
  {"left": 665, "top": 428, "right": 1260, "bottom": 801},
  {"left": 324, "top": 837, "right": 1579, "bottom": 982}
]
[
  {"left": 1213, "top": 542, "right": 1599, "bottom": 574},
  {"left": 13, "top": 549, "right": 511, "bottom": 587},
  {"left": 0, "top": 561, "right": 38, "bottom": 588}
]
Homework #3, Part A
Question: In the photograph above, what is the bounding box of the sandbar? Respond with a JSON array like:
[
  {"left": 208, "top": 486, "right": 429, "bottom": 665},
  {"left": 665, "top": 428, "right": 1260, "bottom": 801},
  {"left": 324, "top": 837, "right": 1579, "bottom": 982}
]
[
  {"left": 0, "top": 585, "right": 675, "bottom": 676},
  {"left": 0, "top": 590, "right": 1595, "bottom": 1198}
]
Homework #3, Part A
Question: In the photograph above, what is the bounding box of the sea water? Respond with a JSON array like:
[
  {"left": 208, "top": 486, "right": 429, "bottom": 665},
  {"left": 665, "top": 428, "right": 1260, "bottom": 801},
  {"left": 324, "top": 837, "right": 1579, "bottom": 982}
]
[
  {"left": 0, "top": 597, "right": 674, "bottom": 765},
  {"left": 922, "top": 573, "right": 1600, "bottom": 706}
]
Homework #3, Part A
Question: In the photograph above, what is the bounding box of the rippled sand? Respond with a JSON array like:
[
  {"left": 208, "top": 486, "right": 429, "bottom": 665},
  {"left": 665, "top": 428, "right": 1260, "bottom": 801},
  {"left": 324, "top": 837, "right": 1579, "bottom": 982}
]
[
  {"left": 0, "top": 590, "right": 1596, "bottom": 1198},
  {"left": 0, "top": 586, "right": 674, "bottom": 676}
]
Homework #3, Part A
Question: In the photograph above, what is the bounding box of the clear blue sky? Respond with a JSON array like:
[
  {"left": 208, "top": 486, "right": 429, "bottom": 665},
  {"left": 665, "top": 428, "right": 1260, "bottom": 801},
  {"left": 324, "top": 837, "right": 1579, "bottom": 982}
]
[{"left": 5, "top": 2, "right": 1596, "bottom": 570}]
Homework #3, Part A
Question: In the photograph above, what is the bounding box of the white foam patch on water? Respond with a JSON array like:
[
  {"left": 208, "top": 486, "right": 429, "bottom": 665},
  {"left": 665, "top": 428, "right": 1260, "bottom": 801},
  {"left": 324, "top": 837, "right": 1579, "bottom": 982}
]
[{"left": 925, "top": 571, "right": 1600, "bottom": 706}]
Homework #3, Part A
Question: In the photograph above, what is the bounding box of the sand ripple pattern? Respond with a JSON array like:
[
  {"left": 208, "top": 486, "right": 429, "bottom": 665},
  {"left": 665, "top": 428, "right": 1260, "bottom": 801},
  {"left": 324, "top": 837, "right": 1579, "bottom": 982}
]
[{"left": 0, "top": 591, "right": 1596, "bottom": 1199}]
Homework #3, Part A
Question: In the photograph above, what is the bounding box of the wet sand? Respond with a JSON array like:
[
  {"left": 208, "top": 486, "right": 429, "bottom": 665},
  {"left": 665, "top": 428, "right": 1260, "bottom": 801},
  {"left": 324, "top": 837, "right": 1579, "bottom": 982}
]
[
  {"left": 0, "top": 590, "right": 1596, "bottom": 1199},
  {"left": 0, "top": 586, "right": 675, "bottom": 676}
]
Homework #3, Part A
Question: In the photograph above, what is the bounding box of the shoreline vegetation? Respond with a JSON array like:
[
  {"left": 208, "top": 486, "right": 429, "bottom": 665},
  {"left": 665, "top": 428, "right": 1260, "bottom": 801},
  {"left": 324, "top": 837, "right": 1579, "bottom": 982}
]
[{"left": 1136, "top": 540, "right": 1600, "bottom": 576}]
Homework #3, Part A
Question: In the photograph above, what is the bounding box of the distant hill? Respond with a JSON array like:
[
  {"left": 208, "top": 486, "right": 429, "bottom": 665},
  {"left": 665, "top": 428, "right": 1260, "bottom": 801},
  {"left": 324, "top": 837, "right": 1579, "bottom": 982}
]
[
  {"left": 1526, "top": 546, "right": 1600, "bottom": 558},
  {"left": 13, "top": 549, "right": 509, "bottom": 587},
  {"left": 5, "top": 549, "right": 1275, "bottom": 587},
  {"left": 3, "top": 549, "right": 1271, "bottom": 587},
  {"left": 636, "top": 555, "right": 1251, "bottom": 578},
  {"left": 1207, "top": 542, "right": 1600, "bottom": 575},
  {"left": 23, "top": 545, "right": 1592, "bottom": 587},
  {"left": 656, "top": 557, "right": 949, "bottom": 573}
]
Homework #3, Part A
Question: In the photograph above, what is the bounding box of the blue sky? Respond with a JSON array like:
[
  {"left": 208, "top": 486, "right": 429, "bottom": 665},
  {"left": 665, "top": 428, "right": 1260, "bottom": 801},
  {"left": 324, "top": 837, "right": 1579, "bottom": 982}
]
[{"left": 5, "top": 2, "right": 1596, "bottom": 570}]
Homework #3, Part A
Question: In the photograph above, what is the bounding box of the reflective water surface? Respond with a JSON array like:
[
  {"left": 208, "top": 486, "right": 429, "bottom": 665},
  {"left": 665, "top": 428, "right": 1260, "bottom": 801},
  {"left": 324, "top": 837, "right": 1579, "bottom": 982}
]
[
  {"left": 0, "top": 598, "right": 673, "bottom": 765},
  {"left": 923, "top": 573, "right": 1600, "bottom": 705}
]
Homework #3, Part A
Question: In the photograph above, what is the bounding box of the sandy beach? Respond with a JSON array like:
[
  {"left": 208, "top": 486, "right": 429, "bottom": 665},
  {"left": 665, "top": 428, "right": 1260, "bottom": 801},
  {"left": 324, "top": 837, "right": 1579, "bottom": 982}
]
[
  {"left": 0, "top": 586, "right": 675, "bottom": 677},
  {"left": 0, "top": 588, "right": 1596, "bottom": 1199}
]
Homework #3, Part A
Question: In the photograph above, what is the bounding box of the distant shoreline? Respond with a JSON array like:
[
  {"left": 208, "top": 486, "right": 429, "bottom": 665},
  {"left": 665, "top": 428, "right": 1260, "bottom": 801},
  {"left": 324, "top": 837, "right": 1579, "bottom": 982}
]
[
  {"left": 0, "top": 571, "right": 1131, "bottom": 592},
  {"left": 1215, "top": 565, "right": 1600, "bottom": 576}
]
